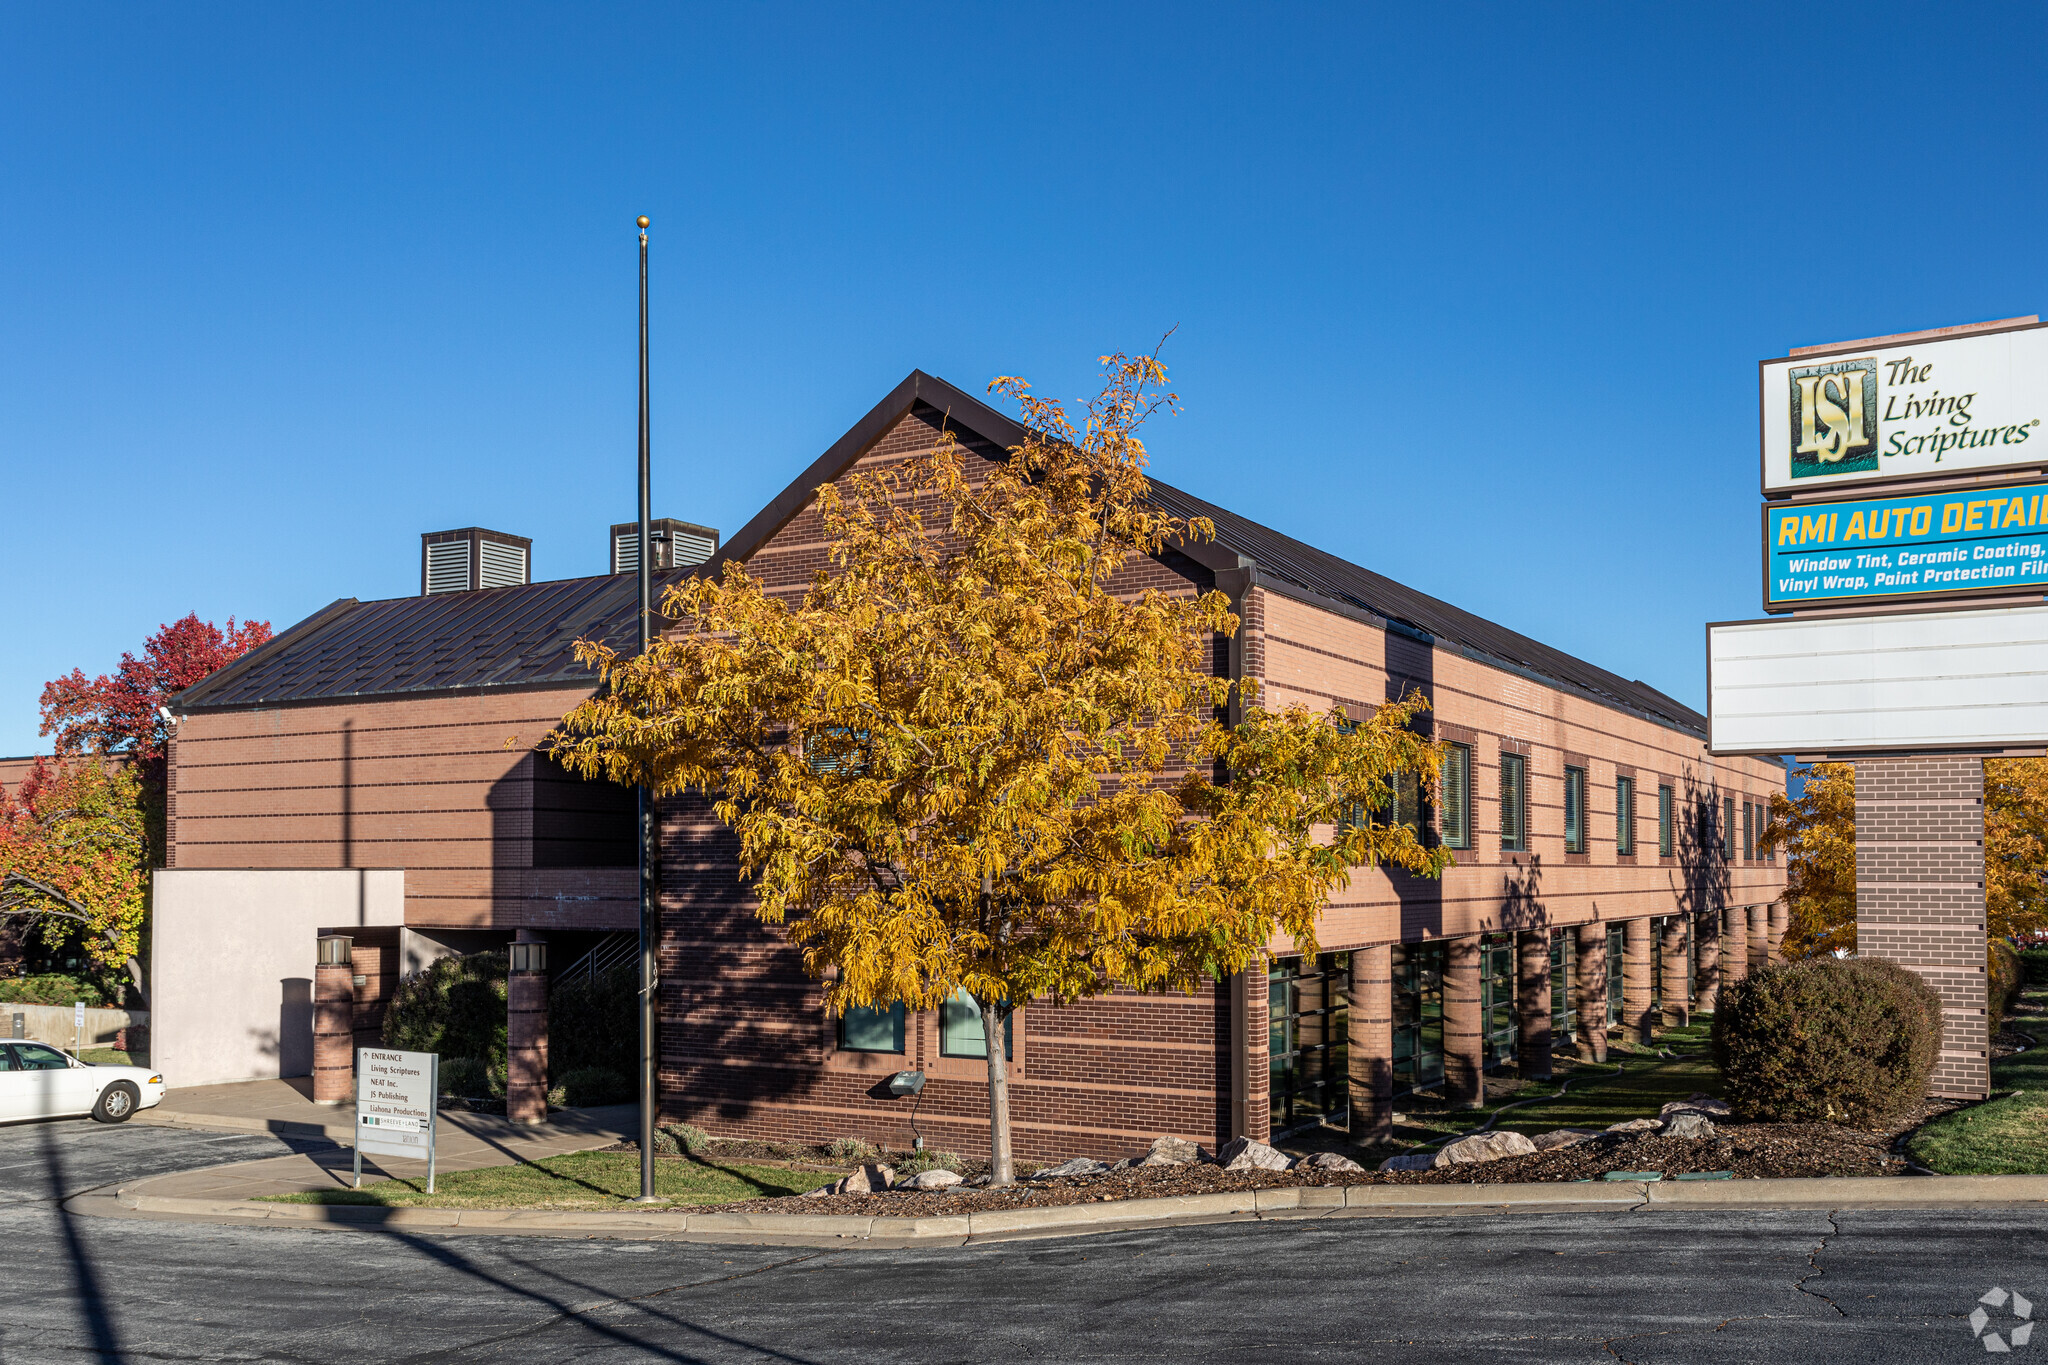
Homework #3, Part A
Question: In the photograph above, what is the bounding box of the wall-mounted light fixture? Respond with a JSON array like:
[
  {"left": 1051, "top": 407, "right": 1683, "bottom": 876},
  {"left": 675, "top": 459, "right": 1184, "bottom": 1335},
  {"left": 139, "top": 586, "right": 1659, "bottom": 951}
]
[
  {"left": 317, "top": 935, "right": 353, "bottom": 967},
  {"left": 887, "top": 1069, "right": 927, "bottom": 1150},
  {"left": 509, "top": 939, "right": 548, "bottom": 974}
]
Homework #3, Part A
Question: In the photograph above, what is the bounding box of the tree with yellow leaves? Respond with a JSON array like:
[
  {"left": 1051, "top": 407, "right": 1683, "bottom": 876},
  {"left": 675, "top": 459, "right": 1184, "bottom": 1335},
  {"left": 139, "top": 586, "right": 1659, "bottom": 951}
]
[
  {"left": 0, "top": 757, "right": 151, "bottom": 1004},
  {"left": 552, "top": 353, "right": 1450, "bottom": 1181},
  {"left": 1763, "top": 758, "right": 2048, "bottom": 960}
]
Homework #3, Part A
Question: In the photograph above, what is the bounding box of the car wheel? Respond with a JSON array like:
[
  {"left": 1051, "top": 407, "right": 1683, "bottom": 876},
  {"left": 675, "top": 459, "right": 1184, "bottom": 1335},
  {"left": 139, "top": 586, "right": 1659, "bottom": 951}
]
[{"left": 92, "top": 1082, "right": 139, "bottom": 1124}]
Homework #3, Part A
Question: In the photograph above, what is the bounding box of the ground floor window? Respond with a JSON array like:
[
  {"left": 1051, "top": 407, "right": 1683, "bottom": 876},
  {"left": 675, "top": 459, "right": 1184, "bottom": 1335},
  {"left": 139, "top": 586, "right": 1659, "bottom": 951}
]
[
  {"left": 939, "top": 991, "right": 1011, "bottom": 1060},
  {"left": 1480, "top": 934, "right": 1517, "bottom": 1064},
  {"left": 1392, "top": 943, "right": 1445, "bottom": 1095},
  {"left": 838, "top": 1002, "right": 905, "bottom": 1054},
  {"left": 1606, "top": 924, "right": 1624, "bottom": 1026},
  {"left": 1550, "top": 932, "right": 1576, "bottom": 1042},
  {"left": 1269, "top": 953, "right": 1349, "bottom": 1128}
]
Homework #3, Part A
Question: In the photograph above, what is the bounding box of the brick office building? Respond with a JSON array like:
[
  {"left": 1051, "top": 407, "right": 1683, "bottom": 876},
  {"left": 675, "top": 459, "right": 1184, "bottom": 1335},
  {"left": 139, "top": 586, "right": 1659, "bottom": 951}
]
[
  {"left": 657, "top": 372, "right": 1787, "bottom": 1159},
  {"left": 161, "top": 370, "right": 1785, "bottom": 1148}
]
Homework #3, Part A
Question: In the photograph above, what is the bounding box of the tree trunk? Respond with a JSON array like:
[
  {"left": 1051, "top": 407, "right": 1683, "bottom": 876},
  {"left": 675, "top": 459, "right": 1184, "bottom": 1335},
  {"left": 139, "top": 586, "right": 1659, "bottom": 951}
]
[{"left": 981, "top": 997, "right": 1014, "bottom": 1185}]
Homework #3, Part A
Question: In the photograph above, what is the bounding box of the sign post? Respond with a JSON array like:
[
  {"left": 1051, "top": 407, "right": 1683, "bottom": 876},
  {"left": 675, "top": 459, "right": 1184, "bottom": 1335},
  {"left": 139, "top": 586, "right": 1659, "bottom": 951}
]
[
  {"left": 73, "top": 1000, "right": 84, "bottom": 1053},
  {"left": 353, "top": 1047, "right": 439, "bottom": 1193}
]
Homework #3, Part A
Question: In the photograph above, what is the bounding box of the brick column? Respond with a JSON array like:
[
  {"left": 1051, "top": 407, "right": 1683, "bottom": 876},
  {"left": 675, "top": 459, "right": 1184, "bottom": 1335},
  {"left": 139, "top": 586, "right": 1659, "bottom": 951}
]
[
  {"left": 1623, "top": 919, "right": 1656, "bottom": 1043},
  {"left": 1515, "top": 929, "right": 1553, "bottom": 1081},
  {"left": 1721, "top": 905, "right": 1750, "bottom": 987},
  {"left": 1766, "top": 902, "right": 1789, "bottom": 964},
  {"left": 1854, "top": 755, "right": 1990, "bottom": 1100},
  {"left": 1442, "top": 936, "right": 1484, "bottom": 1109},
  {"left": 1574, "top": 925, "right": 1608, "bottom": 1062},
  {"left": 506, "top": 931, "right": 550, "bottom": 1125},
  {"left": 1748, "top": 905, "right": 1769, "bottom": 978},
  {"left": 1347, "top": 946, "right": 1393, "bottom": 1146},
  {"left": 313, "top": 962, "right": 355, "bottom": 1103},
  {"left": 1659, "top": 915, "right": 1690, "bottom": 1027},
  {"left": 1231, "top": 957, "right": 1271, "bottom": 1143},
  {"left": 1694, "top": 906, "right": 1720, "bottom": 1015}
]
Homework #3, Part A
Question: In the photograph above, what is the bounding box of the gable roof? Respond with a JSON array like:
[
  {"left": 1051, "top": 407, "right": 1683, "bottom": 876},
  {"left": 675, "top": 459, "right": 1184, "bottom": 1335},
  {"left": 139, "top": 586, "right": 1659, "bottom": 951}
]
[
  {"left": 176, "top": 368, "right": 1707, "bottom": 737},
  {"left": 172, "top": 571, "right": 691, "bottom": 711},
  {"left": 713, "top": 370, "right": 1710, "bottom": 738}
]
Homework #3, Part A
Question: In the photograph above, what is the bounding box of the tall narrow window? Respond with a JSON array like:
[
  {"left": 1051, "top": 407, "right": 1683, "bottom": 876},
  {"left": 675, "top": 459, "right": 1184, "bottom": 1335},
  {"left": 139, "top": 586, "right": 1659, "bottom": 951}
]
[
  {"left": 1564, "top": 766, "right": 1587, "bottom": 853},
  {"left": 1389, "top": 771, "right": 1424, "bottom": 839},
  {"left": 1440, "top": 743, "right": 1472, "bottom": 849},
  {"left": 1723, "top": 796, "right": 1737, "bottom": 863},
  {"left": 1742, "top": 802, "right": 1755, "bottom": 861},
  {"left": 1616, "top": 776, "right": 1635, "bottom": 856},
  {"left": 1499, "top": 752, "right": 1527, "bottom": 852},
  {"left": 1658, "top": 784, "right": 1674, "bottom": 857}
]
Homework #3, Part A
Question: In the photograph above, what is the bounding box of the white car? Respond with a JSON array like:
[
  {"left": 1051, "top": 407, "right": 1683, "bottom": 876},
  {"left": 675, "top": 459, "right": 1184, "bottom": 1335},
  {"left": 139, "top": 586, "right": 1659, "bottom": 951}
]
[{"left": 0, "top": 1041, "right": 165, "bottom": 1123}]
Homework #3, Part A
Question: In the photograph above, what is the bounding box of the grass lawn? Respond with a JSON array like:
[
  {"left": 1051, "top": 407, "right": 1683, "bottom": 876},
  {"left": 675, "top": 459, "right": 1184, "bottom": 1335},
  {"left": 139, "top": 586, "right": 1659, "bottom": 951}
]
[
  {"left": 260, "top": 1150, "right": 842, "bottom": 1209},
  {"left": 1387, "top": 1021, "right": 1721, "bottom": 1151},
  {"left": 79, "top": 1048, "right": 145, "bottom": 1067},
  {"left": 1908, "top": 982, "right": 2048, "bottom": 1175}
]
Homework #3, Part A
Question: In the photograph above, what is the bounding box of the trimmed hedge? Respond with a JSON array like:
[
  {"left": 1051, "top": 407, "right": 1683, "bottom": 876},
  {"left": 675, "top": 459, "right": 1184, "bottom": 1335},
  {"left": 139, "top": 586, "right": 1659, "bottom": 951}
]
[
  {"left": 2020, "top": 946, "right": 2048, "bottom": 986},
  {"left": 382, "top": 951, "right": 509, "bottom": 1071},
  {"left": 1713, "top": 956, "right": 1942, "bottom": 1127},
  {"left": 0, "top": 974, "right": 111, "bottom": 1006}
]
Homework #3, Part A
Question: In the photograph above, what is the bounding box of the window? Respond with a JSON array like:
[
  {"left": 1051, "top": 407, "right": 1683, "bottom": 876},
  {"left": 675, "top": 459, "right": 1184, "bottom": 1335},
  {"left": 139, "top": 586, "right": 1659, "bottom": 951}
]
[
  {"left": 1550, "top": 932, "right": 1576, "bottom": 1041},
  {"left": 1391, "top": 943, "right": 1444, "bottom": 1093},
  {"left": 837, "top": 1002, "right": 905, "bottom": 1054},
  {"left": 1723, "top": 796, "right": 1737, "bottom": 863},
  {"left": 805, "top": 727, "right": 869, "bottom": 774},
  {"left": 1616, "top": 776, "right": 1636, "bottom": 856},
  {"left": 1658, "top": 784, "right": 1674, "bottom": 857},
  {"left": 1606, "top": 924, "right": 1625, "bottom": 1027},
  {"left": 1480, "top": 936, "right": 1517, "bottom": 1064},
  {"left": 1269, "top": 953, "right": 1349, "bottom": 1127},
  {"left": 1440, "top": 743, "right": 1472, "bottom": 849},
  {"left": 1564, "top": 766, "right": 1587, "bottom": 854},
  {"left": 1742, "top": 802, "right": 1755, "bottom": 861},
  {"left": 1388, "top": 771, "right": 1424, "bottom": 839},
  {"left": 940, "top": 991, "right": 1011, "bottom": 1060},
  {"left": 1499, "top": 752, "right": 1527, "bottom": 852},
  {"left": 11, "top": 1043, "right": 70, "bottom": 1071}
]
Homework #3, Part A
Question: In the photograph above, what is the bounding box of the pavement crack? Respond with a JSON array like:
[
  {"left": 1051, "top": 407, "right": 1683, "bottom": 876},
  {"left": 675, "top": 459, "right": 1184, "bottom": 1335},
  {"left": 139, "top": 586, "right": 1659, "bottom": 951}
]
[{"left": 1794, "top": 1210, "right": 1847, "bottom": 1317}]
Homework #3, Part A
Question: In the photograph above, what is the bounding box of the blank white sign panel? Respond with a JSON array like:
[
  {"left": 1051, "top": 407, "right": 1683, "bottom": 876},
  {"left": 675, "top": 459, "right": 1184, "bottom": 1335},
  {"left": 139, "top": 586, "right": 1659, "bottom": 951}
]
[{"left": 1709, "top": 604, "right": 2048, "bottom": 754}]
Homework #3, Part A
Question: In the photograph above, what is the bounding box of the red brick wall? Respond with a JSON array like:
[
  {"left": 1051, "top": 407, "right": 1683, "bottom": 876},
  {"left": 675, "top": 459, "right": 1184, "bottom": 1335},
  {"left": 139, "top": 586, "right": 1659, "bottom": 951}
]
[{"left": 168, "top": 687, "right": 636, "bottom": 931}]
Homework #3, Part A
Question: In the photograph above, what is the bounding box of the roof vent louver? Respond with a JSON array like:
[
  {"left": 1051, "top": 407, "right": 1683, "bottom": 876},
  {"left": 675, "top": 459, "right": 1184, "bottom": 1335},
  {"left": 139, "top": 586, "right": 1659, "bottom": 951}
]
[
  {"left": 421, "top": 528, "right": 533, "bottom": 595},
  {"left": 610, "top": 519, "right": 719, "bottom": 575}
]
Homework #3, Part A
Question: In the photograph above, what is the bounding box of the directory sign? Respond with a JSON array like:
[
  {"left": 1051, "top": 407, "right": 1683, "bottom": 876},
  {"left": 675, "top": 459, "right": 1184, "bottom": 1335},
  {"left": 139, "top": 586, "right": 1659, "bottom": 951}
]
[
  {"left": 355, "top": 1047, "right": 438, "bottom": 1162},
  {"left": 1760, "top": 321, "right": 2048, "bottom": 494},
  {"left": 1765, "top": 481, "right": 2048, "bottom": 609}
]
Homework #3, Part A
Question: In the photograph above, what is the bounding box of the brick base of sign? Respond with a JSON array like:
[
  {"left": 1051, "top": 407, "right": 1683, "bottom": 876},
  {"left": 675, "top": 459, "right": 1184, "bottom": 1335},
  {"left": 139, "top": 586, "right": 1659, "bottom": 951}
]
[{"left": 1854, "top": 755, "right": 1991, "bottom": 1100}]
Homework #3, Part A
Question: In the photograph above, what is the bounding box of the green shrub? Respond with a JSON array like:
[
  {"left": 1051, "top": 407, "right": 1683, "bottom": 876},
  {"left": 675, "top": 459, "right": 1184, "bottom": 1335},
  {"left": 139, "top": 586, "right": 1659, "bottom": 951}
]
[
  {"left": 660, "top": 1122, "right": 710, "bottom": 1155},
  {"left": 895, "top": 1148, "right": 962, "bottom": 1176},
  {"left": 1713, "top": 956, "right": 1942, "bottom": 1127},
  {"left": 1991, "top": 940, "right": 2024, "bottom": 1033},
  {"left": 827, "top": 1136, "right": 878, "bottom": 1163},
  {"left": 554, "top": 1066, "right": 633, "bottom": 1107},
  {"left": 0, "top": 974, "right": 109, "bottom": 1006},
  {"left": 2019, "top": 946, "right": 2048, "bottom": 986},
  {"left": 383, "top": 951, "right": 508, "bottom": 1067},
  {"left": 547, "top": 963, "right": 636, "bottom": 1080},
  {"left": 437, "top": 1056, "right": 493, "bottom": 1098}
]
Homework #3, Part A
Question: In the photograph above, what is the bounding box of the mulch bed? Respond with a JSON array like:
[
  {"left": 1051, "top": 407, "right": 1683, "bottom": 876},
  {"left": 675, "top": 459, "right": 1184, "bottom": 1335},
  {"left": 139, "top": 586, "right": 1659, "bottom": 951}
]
[{"left": 695, "top": 1121, "right": 1912, "bottom": 1218}]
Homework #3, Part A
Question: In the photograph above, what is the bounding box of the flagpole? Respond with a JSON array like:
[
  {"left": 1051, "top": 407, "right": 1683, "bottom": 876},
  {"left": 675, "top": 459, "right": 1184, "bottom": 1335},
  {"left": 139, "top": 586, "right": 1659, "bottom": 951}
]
[{"left": 635, "top": 214, "right": 658, "bottom": 1202}]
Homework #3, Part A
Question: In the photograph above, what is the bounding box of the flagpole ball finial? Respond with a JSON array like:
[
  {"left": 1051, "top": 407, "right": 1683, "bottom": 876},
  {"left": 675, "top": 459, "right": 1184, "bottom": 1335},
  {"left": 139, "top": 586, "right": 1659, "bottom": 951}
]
[{"left": 636, "top": 216, "right": 649, "bottom": 229}]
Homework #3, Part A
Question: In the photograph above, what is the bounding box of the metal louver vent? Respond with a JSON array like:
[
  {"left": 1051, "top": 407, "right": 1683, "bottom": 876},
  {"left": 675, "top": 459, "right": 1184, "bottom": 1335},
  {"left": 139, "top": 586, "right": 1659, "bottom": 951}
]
[
  {"left": 671, "top": 528, "right": 716, "bottom": 566},
  {"left": 425, "top": 541, "right": 472, "bottom": 595},
  {"left": 612, "top": 532, "right": 640, "bottom": 575},
  {"left": 478, "top": 539, "right": 528, "bottom": 589}
]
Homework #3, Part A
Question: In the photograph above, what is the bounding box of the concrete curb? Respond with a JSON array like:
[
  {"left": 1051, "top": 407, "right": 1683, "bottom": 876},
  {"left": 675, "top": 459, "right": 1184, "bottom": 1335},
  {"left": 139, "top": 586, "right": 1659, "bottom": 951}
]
[{"left": 108, "top": 1173, "right": 2048, "bottom": 1246}]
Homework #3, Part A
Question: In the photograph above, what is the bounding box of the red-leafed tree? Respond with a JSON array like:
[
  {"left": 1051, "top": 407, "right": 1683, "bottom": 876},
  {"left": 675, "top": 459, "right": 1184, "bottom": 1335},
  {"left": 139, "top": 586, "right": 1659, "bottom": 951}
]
[{"left": 40, "top": 614, "right": 272, "bottom": 772}]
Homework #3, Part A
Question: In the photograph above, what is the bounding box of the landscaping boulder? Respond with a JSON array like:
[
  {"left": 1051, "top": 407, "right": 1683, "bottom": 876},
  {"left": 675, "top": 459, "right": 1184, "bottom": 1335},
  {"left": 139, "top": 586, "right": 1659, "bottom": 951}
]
[
  {"left": 1294, "top": 1151, "right": 1364, "bottom": 1173},
  {"left": 1216, "top": 1137, "right": 1291, "bottom": 1171},
  {"left": 1140, "top": 1135, "right": 1209, "bottom": 1166},
  {"left": 1433, "top": 1131, "right": 1538, "bottom": 1168},
  {"left": 1660, "top": 1112, "right": 1717, "bottom": 1140},
  {"left": 834, "top": 1163, "right": 895, "bottom": 1194},
  {"left": 1605, "top": 1118, "right": 1662, "bottom": 1134},
  {"left": 1378, "top": 1153, "right": 1437, "bottom": 1172},
  {"left": 1027, "top": 1157, "right": 1111, "bottom": 1180},
  {"left": 1532, "top": 1128, "right": 1602, "bottom": 1151},
  {"left": 908, "top": 1168, "right": 963, "bottom": 1190},
  {"left": 1659, "top": 1094, "right": 1731, "bottom": 1119}
]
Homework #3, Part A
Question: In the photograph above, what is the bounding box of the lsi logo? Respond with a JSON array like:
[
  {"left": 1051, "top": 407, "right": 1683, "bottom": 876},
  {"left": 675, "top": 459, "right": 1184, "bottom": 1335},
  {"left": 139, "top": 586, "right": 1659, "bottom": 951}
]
[{"left": 1789, "top": 357, "right": 1880, "bottom": 477}]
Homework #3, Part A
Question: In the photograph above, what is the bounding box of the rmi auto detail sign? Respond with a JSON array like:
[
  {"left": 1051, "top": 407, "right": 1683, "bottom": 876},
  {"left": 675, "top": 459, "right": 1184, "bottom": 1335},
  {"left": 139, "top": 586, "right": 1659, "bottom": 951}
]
[
  {"left": 1765, "top": 481, "right": 2048, "bottom": 608},
  {"left": 1760, "top": 322, "right": 2048, "bottom": 494}
]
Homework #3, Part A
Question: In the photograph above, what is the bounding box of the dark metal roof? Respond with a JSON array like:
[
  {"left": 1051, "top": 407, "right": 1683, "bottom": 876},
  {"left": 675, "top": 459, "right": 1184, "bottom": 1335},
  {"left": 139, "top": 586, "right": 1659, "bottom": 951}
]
[{"left": 173, "top": 571, "right": 690, "bottom": 710}]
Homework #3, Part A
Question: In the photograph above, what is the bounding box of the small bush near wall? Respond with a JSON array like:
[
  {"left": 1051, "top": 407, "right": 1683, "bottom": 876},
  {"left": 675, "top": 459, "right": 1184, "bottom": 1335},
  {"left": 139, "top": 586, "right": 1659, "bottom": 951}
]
[
  {"left": 383, "top": 951, "right": 508, "bottom": 1071},
  {"left": 547, "top": 963, "right": 636, "bottom": 1080},
  {"left": 0, "top": 974, "right": 111, "bottom": 1006},
  {"left": 1714, "top": 957, "right": 1943, "bottom": 1126},
  {"left": 2020, "top": 947, "right": 2048, "bottom": 986}
]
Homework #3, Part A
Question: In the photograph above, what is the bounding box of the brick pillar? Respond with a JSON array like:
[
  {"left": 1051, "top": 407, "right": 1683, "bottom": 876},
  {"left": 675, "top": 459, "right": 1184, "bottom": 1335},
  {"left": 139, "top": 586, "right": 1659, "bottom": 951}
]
[
  {"left": 1694, "top": 906, "right": 1721, "bottom": 1015},
  {"left": 1574, "top": 925, "right": 1608, "bottom": 1062},
  {"left": 1347, "top": 946, "right": 1393, "bottom": 1146},
  {"left": 1854, "top": 755, "right": 1990, "bottom": 1100},
  {"left": 1766, "top": 902, "right": 1789, "bottom": 964},
  {"left": 1623, "top": 919, "right": 1656, "bottom": 1043},
  {"left": 1442, "top": 936, "right": 1484, "bottom": 1109},
  {"left": 1748, "top": 905, "right": 1769, "bottom": 978},
  {"left": 1659, "top": 915, "right": 1690, "bottom": 1027},
  {"left": 1232, "top": 956, "right": 1271, "bottom": 1143},
  {"left": 506, "top": 931, "right": 550, "bottom": 1125},
  {"left": 1515, "top": 929, "right": 1553, "bottom": 1081},
  {"left": 313, "top": 962, "right": 355, "bottom": 1103},
  {"left": 1721, "top": 905, "right": 1750, "bottom": 988}
]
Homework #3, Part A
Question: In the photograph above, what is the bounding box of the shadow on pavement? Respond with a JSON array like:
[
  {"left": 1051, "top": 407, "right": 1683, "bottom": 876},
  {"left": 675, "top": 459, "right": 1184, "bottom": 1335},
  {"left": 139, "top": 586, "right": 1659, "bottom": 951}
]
[{"left": 39, "top": 1121, "right": 125, "bottom": 1363}]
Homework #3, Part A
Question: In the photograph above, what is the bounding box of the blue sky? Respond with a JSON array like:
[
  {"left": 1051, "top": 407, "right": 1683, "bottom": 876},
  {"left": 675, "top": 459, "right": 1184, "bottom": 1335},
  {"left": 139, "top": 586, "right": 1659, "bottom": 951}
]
[{"left": 3, "top": 5, "right": 2044, "bottom": 755}]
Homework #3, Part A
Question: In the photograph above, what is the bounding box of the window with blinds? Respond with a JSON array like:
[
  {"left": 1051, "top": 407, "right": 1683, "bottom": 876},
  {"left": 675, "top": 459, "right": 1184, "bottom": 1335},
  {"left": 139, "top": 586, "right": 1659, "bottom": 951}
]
[
  {"left": 1440, "top": 743, "right": 1472, "bottom": 849},
  {"left": 1722, "top": 796, "right": 1737, "bottom": 863},
  {"left": 425, "top": 541, "right": 471, "bottom": 595},
  {"left": 1616, "top": 776, "right": 1635, "bottom": 855},
  {"left": 1564, "top": 766, "right": 1587, "bottom": 853},
  {"left": 1658, "top": 784, "right": 1674, "bottom": 857},
  {"left": 1499, "top": 751, "right": 1527, "bottom": 852}
]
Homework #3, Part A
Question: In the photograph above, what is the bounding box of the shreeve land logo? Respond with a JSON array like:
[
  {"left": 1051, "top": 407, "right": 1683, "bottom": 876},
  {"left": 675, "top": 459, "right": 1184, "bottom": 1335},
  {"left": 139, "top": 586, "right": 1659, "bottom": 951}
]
[{"left": 1790, "top": 356, "right": 1880, "bottom": 478}]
